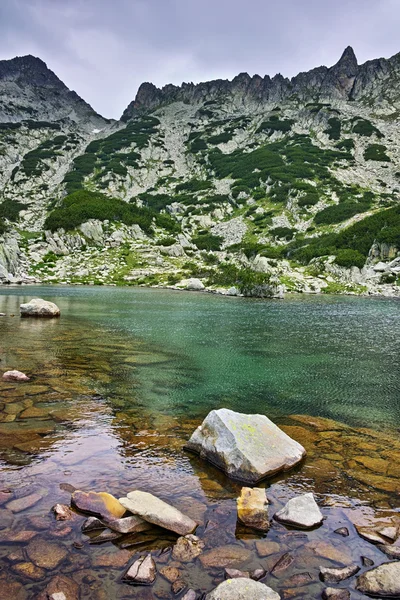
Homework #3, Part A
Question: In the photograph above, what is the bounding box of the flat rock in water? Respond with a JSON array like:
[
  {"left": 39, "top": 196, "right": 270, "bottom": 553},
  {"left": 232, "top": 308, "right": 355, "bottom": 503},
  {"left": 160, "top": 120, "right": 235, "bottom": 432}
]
[
  {"left": 237, "top": 487, "right": 269, "bottom": 531},
  {"left": 119, "top": 490, "right": 197, "bottom": 536},
  {"left": 106, "top": 514, "right": 152, "bottom": 534},
  {"left": 36, "top": 574, "right": 79, "bottom": 600},
  {"left": 200, "top": 545, "right": 252, "bottom": 568},
  {"left": 20, "top": 298, "right": 60, "bottom": 318},
  {"left": 356, "top": 561, "right": 400, "bottom": 597},
  {"left": 185, "top": 409, "right": 305, "bottom": 483},
  {"left": 172, "top": 534, "right": 205, "bottom": 561},
  {"left": 2, "top": 370, "right": 30, "bottom": 382},
  {"left": 26, "top": 538, "right": 68, "bottom": 570},
  {"left": 124, "top": 553, "right": 156, "bottom": 585},
  {"left": 322, "top": 589, "right": 350, "bottom": 600},
  {"left": 275, "top": 493, "right": 323, "bottom": 529},
  {"left": 71, "top": 490, "right": 125, "bottom": 520},
  {"left": 7, "top": 493, "right": 42, "bottom": 513},
  {"left": 206, "top": 578, "right": 281, "bottom": 599},
  {"left": 320, "top": 564, "right": 360, "bottom": 583}
]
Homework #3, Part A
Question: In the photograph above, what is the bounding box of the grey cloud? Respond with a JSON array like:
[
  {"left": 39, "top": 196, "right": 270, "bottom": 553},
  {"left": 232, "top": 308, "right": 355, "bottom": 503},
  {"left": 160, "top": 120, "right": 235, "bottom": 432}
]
[{"left": 0, "top": 0, "right": 399, "bottom": 118}]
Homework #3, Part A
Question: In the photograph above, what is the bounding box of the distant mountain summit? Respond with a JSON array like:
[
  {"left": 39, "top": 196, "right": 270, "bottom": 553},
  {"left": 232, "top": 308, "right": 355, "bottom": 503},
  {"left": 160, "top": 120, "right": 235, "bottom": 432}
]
[
  {"left": 122, "top": 46, "right": 400, "bottom": 120},
  {"left": 0, "top": 54, "right": 108, "bottom": 129}
]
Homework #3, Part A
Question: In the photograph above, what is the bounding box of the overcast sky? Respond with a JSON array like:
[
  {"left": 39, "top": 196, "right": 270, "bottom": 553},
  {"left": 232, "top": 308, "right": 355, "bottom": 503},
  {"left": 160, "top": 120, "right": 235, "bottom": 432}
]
[{"left": 1, "top": 0, "right": 399, "bottom": 119}]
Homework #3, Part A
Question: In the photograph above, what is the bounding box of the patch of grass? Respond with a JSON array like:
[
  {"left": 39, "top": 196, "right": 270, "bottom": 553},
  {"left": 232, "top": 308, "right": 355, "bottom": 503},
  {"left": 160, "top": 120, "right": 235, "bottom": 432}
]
[{"left": 175, "top": 179, "right": 212, "bottom": 193}]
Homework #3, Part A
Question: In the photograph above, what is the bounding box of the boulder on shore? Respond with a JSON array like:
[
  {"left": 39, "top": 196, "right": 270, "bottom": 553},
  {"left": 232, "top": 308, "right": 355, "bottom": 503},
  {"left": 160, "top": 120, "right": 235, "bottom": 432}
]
[
  {"left": 119, "top": 490, "right": 197, "bottom": 536},
  {"left": 185, "top": 409, "right": 306, "bottom": 483},
  {"left": 20, "top": 298, "right": 60, "bottom": 318},
  {"left": 275, "top": 493, "right": 323, "bottom": 529},
  {"left": 206, "top": 578, "right": 280, "bottom": 599}
]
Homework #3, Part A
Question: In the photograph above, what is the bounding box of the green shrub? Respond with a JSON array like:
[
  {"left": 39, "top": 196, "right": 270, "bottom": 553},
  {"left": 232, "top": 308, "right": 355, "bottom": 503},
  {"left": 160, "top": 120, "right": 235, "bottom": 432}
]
[
  {"left": 298, "top": 190, "right": 319, "bottom": 206},
  {"left": 324, "top": 117, "right": 341, "bottom": 140},
  {"left": 208, "top": 132, "right": 233, "bottom": 144},
  {"left": 270, "top": 227, "right": 295, "bottom": 239},
  {"left": 256, "top": 117, "right": 295, "bottom": 134},
  {"left": 336, "top": 139, "right": 354, "bottom": 151},
  {"left": 364, "top": 144, "right": 390, "bottom": 162},
  {"left": 156, "top": 236, "right": 176, "bottom": 246},
  {"left": 190, "top": 138, "right": 207, "bottom": 152},
  {"left": 352, "top": 118, "right": 383, "bottom": 138},
  {"left": 175, "top": 179, "right": 212, "bottom": 193},
  {"left": 335, "top": 249, "right": 365, "bottom": 269},
  {"left": 0, "top": 199, "right": 27, "bottom": 221},
  {"left": 314, "top": 201, "right": 372, "bottom": 225},
  {"left": 0, "top": 218, "right": 8, "bottom": 234},
  {"left": 192, "top": 232, "right": 223, "bottom": 251}
]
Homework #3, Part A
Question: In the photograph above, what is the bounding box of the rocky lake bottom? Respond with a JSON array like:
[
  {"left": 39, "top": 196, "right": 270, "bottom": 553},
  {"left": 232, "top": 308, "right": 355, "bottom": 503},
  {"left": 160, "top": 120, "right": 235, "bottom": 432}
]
[{"left": 0, "top": 286, "right": 399, "bottom": 599}]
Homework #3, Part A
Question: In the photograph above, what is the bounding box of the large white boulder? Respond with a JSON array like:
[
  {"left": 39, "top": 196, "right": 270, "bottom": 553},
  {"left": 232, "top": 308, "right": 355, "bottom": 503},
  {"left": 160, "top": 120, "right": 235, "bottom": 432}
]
[
  {"left": 185, "top": 409, "right": 306, "bottom": 483},
  {"left": 20, "top": 298, "right": 60, "bottom": 318},
  {"left": 206, "top": 578, "right": 280, "bottom": 599}
]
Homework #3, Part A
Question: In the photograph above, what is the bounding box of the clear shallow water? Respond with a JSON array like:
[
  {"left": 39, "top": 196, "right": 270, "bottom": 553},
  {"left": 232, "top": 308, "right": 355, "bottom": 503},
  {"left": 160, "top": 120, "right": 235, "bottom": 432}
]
[
  {"left": 1, "top": 285, "right": 398, "bottom": 430},
  {"left": 0, "top": 286, "right": 399, "bottom": 599}
]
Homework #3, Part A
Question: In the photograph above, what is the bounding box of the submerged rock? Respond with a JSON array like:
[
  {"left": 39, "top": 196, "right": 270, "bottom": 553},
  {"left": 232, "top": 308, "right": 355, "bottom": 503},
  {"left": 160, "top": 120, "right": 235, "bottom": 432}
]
[
  {"left": 26, "top": 538, "right": 68, "bottom": 570},
  {"left": 20, "top": 298, "right": 60, "bottom": 318},
  {"left": 119, "top": 490, "right": 197, "bottom": 536},
  {"left": 2, "top": 370, "right": 30, "bottom": 382},
  {"left": 37, "top": 574, "right": 79, "bottom": 600},
  {"left": 81, "top": 516, "right": 105, "bottom": 532},
  {"left": 7, "top": 492, "right": 42, "bottom": 513},
  {"left": 237, "top": 487, "right": 269, "bottom": 531},
  {"left": 185, "top": 408, "right": 306, "bottom": 483},
  {"left": 200, "top": 545, "right": 252, "bottom": 568},
  {"left": 322, "top": 589, "right": 350, "bottom": 600},
  {"left": 124, "top": 553, "right": 157, "bottom": 585},
  {"left": 320, "top": 564, "right": 360, "bottom": 583},
  {"left": 71, "top": 490, "right": 125, "bottom": 520},
  {"left": 275, "top": 493, "right": 323, "bottom": 529},
  {"left": 356, "top": 561, "right": 400, "bottom": 597},
  {"left": 52, "top": 503, "right": 74, "bottom": 521},
  {"left": 172, "top": 534, "right": 205, "bottom": 561},
  {"left": 206, "top": 578, "right": 280, "bottom": 599}
]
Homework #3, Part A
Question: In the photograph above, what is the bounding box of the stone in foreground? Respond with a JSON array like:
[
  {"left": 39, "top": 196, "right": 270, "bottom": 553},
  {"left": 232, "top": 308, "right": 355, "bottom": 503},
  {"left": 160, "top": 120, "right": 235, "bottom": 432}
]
[
  {"left": 322, "top": 589, "right": 350, "bottom": 600},
  {"left": 124, "top": 553, "right": 156, "bottom": 585},
  {"left": 356, "top": 561, "right": 400, "bottom": 597},
  {"left": 71, "top": 490, "right": 125, "bottom": 521},
  {"left": 20, "top": 298, "right": 60, "bottom": 318},
  {"left": 185, "top": 409, "right": 306, "bottom": 483},
  {"left": 2, "top": 370, "right": 30, "bottom": 382},
  {"left": 275, "top": 493, "right": 323, "bottom": 529},
  {"left": 237, "top": 487, "right": 269, "bottom": 531},
  {"left": 206, "top": 578, "right": 280, "bottom": 599},
  {"left": 119, "top": 490, "right": 197, "bottom": 536}
]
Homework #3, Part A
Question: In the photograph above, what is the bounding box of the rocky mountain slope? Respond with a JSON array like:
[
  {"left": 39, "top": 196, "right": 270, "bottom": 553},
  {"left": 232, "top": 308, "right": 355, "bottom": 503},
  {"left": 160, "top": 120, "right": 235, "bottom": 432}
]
[{"left": 0, "top": 48, "right": 399, "bottom": 296}]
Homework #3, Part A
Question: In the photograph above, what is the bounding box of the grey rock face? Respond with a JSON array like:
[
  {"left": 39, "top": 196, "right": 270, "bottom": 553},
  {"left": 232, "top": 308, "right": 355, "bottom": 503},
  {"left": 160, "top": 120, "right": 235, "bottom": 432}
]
[
  {"left": 275, "top": 493, "right": 323, "bottom": 529},
  {"left": 205, "top": 578, "right": 281, "bottom": 600},
  {"left": 185, "top": 408, "right": 306, "bottom": 483},
  {"left": 356, "top": 561, "right": 400, "bottom": 597},
  {"left": 119, "top": 490, "right": 197, "bottom": 535}
]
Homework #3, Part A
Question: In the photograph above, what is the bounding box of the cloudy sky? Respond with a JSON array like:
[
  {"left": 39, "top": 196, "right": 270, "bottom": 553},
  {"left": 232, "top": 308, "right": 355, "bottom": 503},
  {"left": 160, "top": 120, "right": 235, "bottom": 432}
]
[{"left": 1, "top": 0, "right": 399, "bottom": 119}]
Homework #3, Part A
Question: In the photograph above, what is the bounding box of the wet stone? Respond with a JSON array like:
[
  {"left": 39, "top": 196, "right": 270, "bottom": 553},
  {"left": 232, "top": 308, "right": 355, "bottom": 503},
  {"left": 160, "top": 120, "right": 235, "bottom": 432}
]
[
  {"left": 361, "top": 556, "right": 375, "bottom": 567},
  {"left": 356, "top": 561, "right": 400, "bottom": 597},
  {"left": 283, "top": 572, "right": 313, "bottom": 587},
  {"left": 225, "top": 568, "right": 250, "bottom": 579},
  {"left": 0, "top": 508, "right": 14, "bottom": 529},
  {"left": 320, "top": 564, "right": 360, "bottom": 583},
  {"left": 2, "top": 370, "right": 30, "bottom": 382},
  {"left": 105, "top": 514, "right": 152, "bottom": 534},
  {"left": 81, "top": 516, "right": 106, "bottom": 532},
  {"left": 124, "top": 553, "right": 157, "bottom": 585},
  {"left": 181, "top": 591, "right": 196, "bottom": 600},
  {"left": 160, "top": 566, "right": 181, "bottom": 583},
  {"left": 200, "top": 544, "right": 252, "bottom": 568},
  {"left": 2, "top": 530, "right": 38, "bottom": 543},
  {"left": 378, "top": 544, "right": 400, "bottom": 559},
  {"left": 322, "top": 589, "right": 350, "bottom": 600},
  {"left": 271, "top": 552, "right": 295, "bottom": 575},
  {"left": 71, "top": 490, "right": 126, "bottom": 520},
  {"left": 237, "top": 487, "right": 269, "bottom": 531},
  {"left": 92, "top": 549, "right": 133, "bottom": 568},
  {"left": 306, "top": 541, "right": 353, "bottom": 565},
  {"left": 275, "top": 493, "right": 323, "bottom": 529},
  {"left": 52, "top": 503, "right": 74, "bottom": 521},
  {"left": 172, "top": 534, "right": 205, "bottom": 562},
  {"left": 26, "top": 537, "right": 68, "bottom": 570},
  {"left": 11, "top": 561, "right": 46, "bottom": 581},
  {"left": 171, "top": 579, "right": 187, "bottom": 594},
  {"left": 36, "top": 574, "right": 79, "bottom": 600},
  {"left": 334, "top": 527, "right": 349, "bottom": 537},
  {"left": 206, "top": 578, "right": 281, "bottom": 600},
  {"left": 7, "top": 492, "right": 42, "bottom": 513},
  {"left": 255, "top": 540, "right": 280, "bottom": 557},
  {"left": 251, "top": 568, "right": 267, "bottom": 581}
]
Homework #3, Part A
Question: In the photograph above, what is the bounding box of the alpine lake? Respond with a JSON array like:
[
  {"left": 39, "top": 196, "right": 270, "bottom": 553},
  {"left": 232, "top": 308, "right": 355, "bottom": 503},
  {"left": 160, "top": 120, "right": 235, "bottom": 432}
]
[{"left": 0, "top": 285, "right": 399, "bottom": 599}]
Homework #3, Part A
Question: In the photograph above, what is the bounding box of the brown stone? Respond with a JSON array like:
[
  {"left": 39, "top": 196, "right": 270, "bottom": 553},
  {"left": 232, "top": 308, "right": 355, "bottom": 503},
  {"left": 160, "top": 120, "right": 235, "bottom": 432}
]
[
  {"left": 160, "top": 566, "right": 181, "bottom": 583},
  {"left": 320, "top": 564, "right": 360, "bottom": 583},
  {"left": 306, "top": 541, "right": 352, "bottom": 565},
  {"left": 225, "top": 568, "right": 250, "bottom": 579},
  {"left": 52, "top": 503, "right": 74, "bottom": 520},
  {"left": 172, "top": 534, "right": 205, "bottom": 562},
  {"left": 27, "top": 538, "right": 68, "bottom": 570},
  {"left": 322, "top": 589, "right": 350, "bottom": 600},
  {"left": 11, "top": 561, "right": 46, "bottom": 581},
  {"left": 283, "top": 572, "right": 313, "bottom": 587},
  {"left": 7, "top": 492, "right": 42, "bottom": 512},
  {"left": 0, "top": 574, "right": 27, "bottom": 600},
  {"left": 92, "top": 549, "right": 132, "bottom": 568},
  {"left": 71, "top": 490, "right": 126, "bottom": 520},
  {"left": 106, "top": 514, "right": 152, "bottom": 534},
  {"left": 2, "top": 530, "right": 38, "bottom": 543},
  {"left": 19, "top": 406, "right": 49, "bottom": 419},
  {"left": 200, "top": 544, "right": 252, "bottom": 568},
  {"left": 171, "top": 580, "right": 187, "bottom": 595},
  {"left": 36, "top": 574, "right": 79, "bottom": 600},
  {"left": 237, "top": 487, "right": 269, "bottom": 531},
  {"left": 255, "top": 540, "right": 280, "bottom": 557},
  {"left": 271, "top": 552, "right": 295, "bottom": 575}
]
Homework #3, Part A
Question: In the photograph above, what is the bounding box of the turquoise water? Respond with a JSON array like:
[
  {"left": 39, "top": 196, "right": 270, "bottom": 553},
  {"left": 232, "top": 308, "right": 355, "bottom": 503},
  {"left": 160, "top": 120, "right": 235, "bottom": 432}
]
[{"left": 1, "top": 285, "right": 399, "bottom": 430}]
